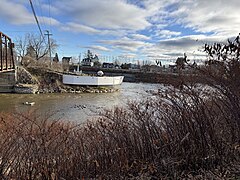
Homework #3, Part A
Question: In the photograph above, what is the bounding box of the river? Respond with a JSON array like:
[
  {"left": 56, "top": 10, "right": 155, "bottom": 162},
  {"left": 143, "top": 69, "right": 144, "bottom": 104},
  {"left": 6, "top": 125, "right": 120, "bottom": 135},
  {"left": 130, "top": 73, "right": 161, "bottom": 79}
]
[{"left": 0, "top": 82, "right": 163, "bottom": 122}]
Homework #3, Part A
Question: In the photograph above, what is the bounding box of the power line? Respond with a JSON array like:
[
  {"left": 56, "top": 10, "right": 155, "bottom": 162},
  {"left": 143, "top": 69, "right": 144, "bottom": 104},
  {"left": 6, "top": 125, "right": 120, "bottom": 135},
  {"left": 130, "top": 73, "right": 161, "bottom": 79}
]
[
  {"left": 35, "top": 0, "right": 47, "bottom": 31},
  {"left": 29, "top": 0, "right": 45, "bottom": 40},
  {"left": 1, "top": 30, "right": 36, "bottom": 33},
  {"left": 48, "top": 0, "right": 52, "bottom": 30}
]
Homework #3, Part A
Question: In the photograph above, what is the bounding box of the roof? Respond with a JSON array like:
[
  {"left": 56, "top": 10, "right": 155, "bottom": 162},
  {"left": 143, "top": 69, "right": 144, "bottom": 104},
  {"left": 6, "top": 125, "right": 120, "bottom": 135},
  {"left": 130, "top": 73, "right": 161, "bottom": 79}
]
[{"left": 62, "top": 57, "right": 72, "bottom": 59}]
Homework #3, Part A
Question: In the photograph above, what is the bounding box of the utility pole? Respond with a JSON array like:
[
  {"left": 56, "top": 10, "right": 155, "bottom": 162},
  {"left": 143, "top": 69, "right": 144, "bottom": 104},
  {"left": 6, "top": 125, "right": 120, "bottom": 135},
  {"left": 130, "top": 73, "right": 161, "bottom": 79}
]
[
  {"left": 78, "top": 53, "right": 81, "bottom": 72},
  {"left": 45, "top": 30, "right": 52, "bottom": 68}
]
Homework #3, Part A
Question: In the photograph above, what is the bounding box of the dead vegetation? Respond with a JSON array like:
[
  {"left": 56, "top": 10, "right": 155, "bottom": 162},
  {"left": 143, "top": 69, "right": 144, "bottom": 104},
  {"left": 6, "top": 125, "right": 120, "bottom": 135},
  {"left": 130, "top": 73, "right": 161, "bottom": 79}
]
[
  {"left": 0, "top": 84, "right": 239, "bottom": 179},
  {"left": 0, "top": 37, "right": 240, "bottom": 179}
]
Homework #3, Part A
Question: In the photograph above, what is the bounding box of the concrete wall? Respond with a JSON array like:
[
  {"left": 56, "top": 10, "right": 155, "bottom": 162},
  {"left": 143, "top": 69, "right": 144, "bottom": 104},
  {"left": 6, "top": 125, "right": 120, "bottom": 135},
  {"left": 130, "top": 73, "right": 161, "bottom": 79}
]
[{"left": 0, "top": 71, "right": 16, "bottom": 92}]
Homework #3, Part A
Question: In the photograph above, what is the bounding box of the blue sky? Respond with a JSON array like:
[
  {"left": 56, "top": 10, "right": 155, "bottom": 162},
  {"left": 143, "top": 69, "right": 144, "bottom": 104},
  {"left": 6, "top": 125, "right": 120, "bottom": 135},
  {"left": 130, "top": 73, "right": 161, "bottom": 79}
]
[{"left": 1, "top": 0, "right": 240, "bottom": 64}]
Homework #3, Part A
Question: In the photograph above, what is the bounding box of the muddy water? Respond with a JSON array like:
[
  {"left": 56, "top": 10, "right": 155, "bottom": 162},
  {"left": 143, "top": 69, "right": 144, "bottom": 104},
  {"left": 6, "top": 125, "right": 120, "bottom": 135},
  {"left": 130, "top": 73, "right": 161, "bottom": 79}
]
[{"left": 0, "top": 82, "right": 163, "bottom": 122}]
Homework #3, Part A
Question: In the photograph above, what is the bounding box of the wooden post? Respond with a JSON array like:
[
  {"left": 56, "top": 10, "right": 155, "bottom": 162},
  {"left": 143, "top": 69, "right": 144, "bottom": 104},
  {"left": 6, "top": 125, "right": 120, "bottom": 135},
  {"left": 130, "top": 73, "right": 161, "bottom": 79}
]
[
  {"left": 10, "top": 42, "right": 15, "bottom": 69},
  {"left": 0, "top": 32, "right": 2, "bottom": 71},
  {"left": 0, "top": 32, "right": 15, "bottom": 72},
  {"left": 4, "top": 35, "right": 7, "bottom": 70}
]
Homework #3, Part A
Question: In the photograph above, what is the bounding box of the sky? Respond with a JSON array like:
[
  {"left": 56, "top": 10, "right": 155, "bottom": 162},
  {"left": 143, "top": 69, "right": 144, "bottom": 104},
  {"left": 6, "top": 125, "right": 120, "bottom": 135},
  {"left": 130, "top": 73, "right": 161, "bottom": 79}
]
[{"left": 1, "top": 0, "right": 240, "bottom": 65}]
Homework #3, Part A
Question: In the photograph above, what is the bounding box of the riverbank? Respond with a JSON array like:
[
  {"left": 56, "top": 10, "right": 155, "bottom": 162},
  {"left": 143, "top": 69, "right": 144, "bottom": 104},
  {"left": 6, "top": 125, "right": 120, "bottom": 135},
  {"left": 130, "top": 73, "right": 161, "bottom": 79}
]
[
  {"left": 0, "top": 82, "right": 159, "bottom": 121},
  {"left": 5, "top": 66, "right": 204, "bottom": 94},
  {"left": 1, "top": 69, "right": 239, "bottom": 178},
  {"left": 80, "top": 66, "right": 205, "bottom": 86},
  {"left": 0, "top": 83, "right": 239, "bottom": 179},
  {"left": 14, "top": 67, "right": 119, "bottom": 94}
]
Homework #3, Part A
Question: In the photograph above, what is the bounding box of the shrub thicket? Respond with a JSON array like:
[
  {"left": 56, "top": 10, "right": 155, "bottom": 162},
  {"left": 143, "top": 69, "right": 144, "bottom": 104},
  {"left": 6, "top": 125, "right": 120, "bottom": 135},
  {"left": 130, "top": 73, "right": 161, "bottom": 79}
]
[{"left": 0, "top": 37, "right": 239, "bottom": 179}]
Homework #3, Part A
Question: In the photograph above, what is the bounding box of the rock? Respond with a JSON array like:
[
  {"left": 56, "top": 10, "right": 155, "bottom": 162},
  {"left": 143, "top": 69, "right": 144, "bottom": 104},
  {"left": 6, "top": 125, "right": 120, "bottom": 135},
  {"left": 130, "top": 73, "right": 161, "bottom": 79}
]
[
  {"left": 86, "top": 89, "right": 92, "bottom": 93},
  {"left": 14, "top": 84, "right": 38, "bottom": 94},
  {"left": 23, "top": 102, "right": 35, "bottom": 106},
  {"left": 70, "top": 90, "right": 75, "bottom": 93}
]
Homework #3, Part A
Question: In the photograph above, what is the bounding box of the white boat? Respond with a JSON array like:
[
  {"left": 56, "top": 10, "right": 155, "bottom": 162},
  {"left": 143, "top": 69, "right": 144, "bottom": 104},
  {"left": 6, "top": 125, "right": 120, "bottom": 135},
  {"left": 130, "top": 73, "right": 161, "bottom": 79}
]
[{"left": 62, "top": 74, "right": 124, "bottom": 86}]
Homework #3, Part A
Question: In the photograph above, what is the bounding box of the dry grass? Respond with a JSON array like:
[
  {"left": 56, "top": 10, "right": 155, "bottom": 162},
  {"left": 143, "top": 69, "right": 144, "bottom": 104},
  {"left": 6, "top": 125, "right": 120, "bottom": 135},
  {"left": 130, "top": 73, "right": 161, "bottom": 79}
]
[
  {"left": 0, "top": 83, "right": 239, "bottom": 179},
  {"left": 0, "top": 37, "right": 239, "bottom": 179}
]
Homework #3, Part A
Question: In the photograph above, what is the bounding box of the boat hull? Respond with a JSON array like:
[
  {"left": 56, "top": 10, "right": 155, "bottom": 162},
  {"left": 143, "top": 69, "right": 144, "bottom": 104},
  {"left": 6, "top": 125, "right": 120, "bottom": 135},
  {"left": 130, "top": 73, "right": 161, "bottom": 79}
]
[{"left": 63, "top": 75, "right": 124, "bottom": 86}]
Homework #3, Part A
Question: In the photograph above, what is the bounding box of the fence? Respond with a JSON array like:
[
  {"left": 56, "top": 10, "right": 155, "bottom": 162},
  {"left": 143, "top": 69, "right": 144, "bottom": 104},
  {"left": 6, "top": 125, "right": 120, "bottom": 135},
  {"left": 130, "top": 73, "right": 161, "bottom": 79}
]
[{"left": 0, "top": 32, "right": 15, "bottom": 72}]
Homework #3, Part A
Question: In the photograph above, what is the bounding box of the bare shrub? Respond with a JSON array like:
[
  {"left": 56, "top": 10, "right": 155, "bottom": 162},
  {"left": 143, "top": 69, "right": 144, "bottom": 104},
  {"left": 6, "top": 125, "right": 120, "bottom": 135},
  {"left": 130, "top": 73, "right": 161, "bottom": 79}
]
[
  {"left": 0, "top": 36, "right": 239, "bottom": 179},
  {"left": 0, "top": 111, "right": 77, "bottom": 179},
  {"left": 0, "top": 87, "right": 239, "bottom": 179}
]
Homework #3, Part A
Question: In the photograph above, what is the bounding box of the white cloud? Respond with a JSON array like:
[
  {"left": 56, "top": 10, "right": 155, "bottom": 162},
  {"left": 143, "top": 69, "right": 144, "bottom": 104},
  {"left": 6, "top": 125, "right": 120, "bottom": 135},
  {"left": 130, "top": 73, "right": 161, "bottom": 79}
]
[
  {"left": 98, "top": 37, "right": 150, "bottom": 52},
  {"left": 55, "top": 0, "right": 151, "bottom": 30},
  {"left": 171, "top": 0, "right": 240, "bottom": 36},
  {"left": 0, "top": 0, "right": 34, "bottom": 24},
  {"left": 3, "top": 0, "right": 240, "bottom": 63},
  {"left": 61, "top": 22, "right": 127, "bottom": 36},
  {"left": 155, "top": 30, "right": 181, "bottom": 38},
  {"left": 41, "top": 3, "right": 61, "bottom": 15},
  {"left": 118, "top": 53, "right": 137, "bottom": 59},
  {"left": 0, "top": 0, "right": 60, "bottom": 27},
  {"left": 54, "top": 0, "right": 240, "bottom": 63},
  {"left": 141, "top": 34, "right": 228, "bottom": 62},
  {"left": 61, "top": 22, "right": 100, "bottom": 34},
  {"left": 82, "top": 45, "right": 111, "bottom": 52},
  {"left": 142, "top": 0, "right": 179, "bottom": 24},
  {"left": 129, "top": 34, "right": 151, "bottom": 40},
  {"left": 39, "top": 17, "right": 61, "bottom": 26},
  {"left": 137, "top": 0, "right": 240, "bottom": 62}
]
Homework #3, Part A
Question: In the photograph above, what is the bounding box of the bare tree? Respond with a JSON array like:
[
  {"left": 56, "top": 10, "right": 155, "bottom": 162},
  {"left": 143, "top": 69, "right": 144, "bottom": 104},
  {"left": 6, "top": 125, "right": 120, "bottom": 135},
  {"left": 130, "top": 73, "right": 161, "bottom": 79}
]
[
  {"left": 15, "top": 33, "right": 58, "bottom": 61},
  {"left": 113, "top": 59, "right": 120, "bottom": 66},
  {"left": 155, "top": 59, "right": 162, "bottom": 66},
  {"left": 15, "top": 35, "right": 28, "bottom": 59},
  {"left": 28, "top": 34, "right": 57, "bottom": 61},
  {"left": 142, "top": 60, "right": 152, "bottom": 66}
]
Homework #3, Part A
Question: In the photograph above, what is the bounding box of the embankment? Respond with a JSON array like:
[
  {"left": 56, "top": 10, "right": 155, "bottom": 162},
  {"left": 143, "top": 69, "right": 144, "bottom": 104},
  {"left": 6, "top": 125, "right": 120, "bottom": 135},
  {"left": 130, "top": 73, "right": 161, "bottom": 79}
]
[
  {"left": 80, "top": 66, "right": 205, "bottom": 86},
  {"left": 16, "top": 67, "right": 119, "bottom": 94}
]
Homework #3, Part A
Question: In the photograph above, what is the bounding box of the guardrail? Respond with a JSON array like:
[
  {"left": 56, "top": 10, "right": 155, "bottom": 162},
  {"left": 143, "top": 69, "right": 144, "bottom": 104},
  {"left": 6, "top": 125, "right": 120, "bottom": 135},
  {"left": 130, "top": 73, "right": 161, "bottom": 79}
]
[{"left": 0, "top": 32, "right": 15, "bottom": 72}]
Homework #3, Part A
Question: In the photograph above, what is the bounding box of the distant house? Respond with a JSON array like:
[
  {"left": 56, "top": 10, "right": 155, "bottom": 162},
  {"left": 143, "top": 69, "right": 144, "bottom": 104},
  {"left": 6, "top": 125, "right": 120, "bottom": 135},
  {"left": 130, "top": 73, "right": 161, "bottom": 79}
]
[
  {"left": 62, "top": 57, "right": 72, "bottom": 71},
  {"left": 81, "top": 50, "right": 99, "bottom": 67},
  {"left": 62, "top": 57, "right": 72, "bottom": 63},
  {"left": 81, "top": 58, "right": 94, "bottom": 67},
  {"left": 102, "top": 62, "right": 114, "bottom": 69},
  {"left": 121, "top": 63, "right": 140, "bottom": 70}
]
